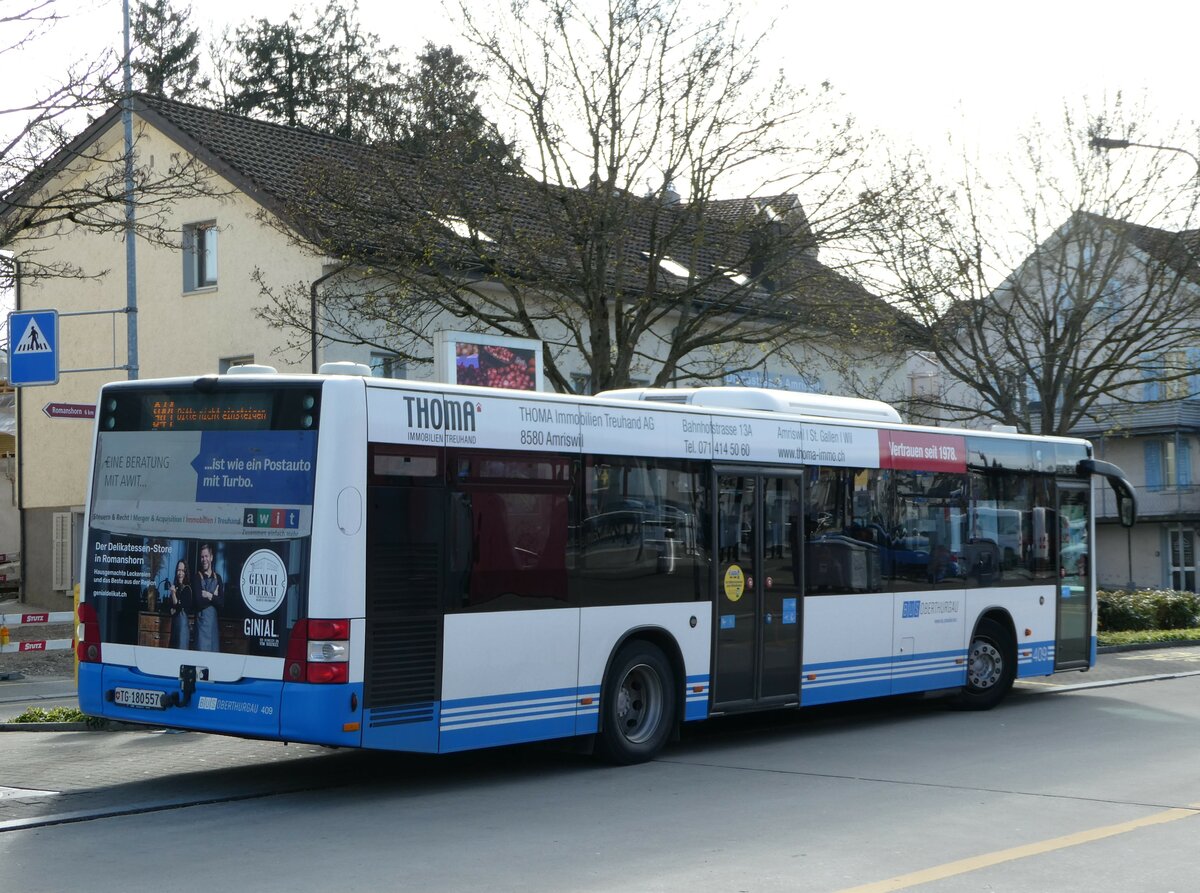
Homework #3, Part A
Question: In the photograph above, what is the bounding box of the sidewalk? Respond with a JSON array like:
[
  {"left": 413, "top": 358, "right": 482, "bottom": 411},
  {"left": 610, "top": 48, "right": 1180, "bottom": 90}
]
[{"left": 0, "top": 725, "right": 341, "bottom": 830}]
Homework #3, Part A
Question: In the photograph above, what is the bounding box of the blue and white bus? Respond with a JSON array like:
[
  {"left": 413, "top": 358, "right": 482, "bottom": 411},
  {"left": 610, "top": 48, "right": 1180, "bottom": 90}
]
[{"left": 77, "top": 369, "right": 1136, "bottom": 763}]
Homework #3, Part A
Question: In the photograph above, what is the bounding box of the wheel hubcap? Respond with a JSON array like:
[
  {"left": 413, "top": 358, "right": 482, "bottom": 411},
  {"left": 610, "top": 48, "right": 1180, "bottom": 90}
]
[
  {"left": 968, "top": 639, "right": 1003, "bottom": 690},
  {"left": 616, "top": 662, "right": 664, "bottom": 744}
]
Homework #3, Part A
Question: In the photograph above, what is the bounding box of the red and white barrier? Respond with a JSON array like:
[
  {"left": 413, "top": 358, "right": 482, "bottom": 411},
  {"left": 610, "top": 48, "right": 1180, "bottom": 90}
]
[
  {"left": 0, "top": 612, "right": 75, "bottom": 626},
  {"left": 0, "top": 639, "right": 74, "bottom": 654},
  {"left": 0, "top": 611, "right": 76, "bottom": 654}
]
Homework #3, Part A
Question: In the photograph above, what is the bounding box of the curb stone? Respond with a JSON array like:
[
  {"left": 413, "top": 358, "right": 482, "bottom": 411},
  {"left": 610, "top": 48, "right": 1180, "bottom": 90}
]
[
  {"left": 0, "top": 720, "right": 161, "bottom": 732},
  {"left": 1097, "top": 639, "right": 1200, "bottom": 654},
  {"left": 0, "top": 721, "right": 93, "bottom": 731}
]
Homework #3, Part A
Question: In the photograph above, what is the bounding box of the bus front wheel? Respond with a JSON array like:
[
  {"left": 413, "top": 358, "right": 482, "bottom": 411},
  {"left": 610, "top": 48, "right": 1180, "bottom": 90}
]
[
  {"left": 596, "top": 641, "right": 676, "bottom": 764},
  {"left": 952, "top": 618, "right": 1016, "bottom": 710}
]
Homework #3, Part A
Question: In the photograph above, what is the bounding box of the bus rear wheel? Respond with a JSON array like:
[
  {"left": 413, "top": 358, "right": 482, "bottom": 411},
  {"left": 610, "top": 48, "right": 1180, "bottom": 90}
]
[
  {"left": 952, "top": 618, "right": 1015, "bottom": 710},
  {"left": 596, "top": 641, "right": 676, "bottom": 764}
]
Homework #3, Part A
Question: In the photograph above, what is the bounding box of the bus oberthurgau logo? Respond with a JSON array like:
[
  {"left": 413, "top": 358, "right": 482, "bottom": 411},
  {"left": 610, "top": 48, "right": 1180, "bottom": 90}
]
[{"left": 240, "top": 549, "right": 288, "bottom": 615}]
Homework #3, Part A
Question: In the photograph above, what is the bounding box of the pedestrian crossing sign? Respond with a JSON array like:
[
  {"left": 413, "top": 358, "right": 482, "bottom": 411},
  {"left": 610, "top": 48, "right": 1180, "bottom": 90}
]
[{"left": 7, "top": 309, "right": 59, "bottom": 386}]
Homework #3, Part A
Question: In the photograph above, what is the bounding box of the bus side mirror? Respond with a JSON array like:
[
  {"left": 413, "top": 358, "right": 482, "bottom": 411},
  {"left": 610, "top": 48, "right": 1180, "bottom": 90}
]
[
  {"left": 1117, "top": 491, "right": 1135, "bottom": 528},
  {"left": 1077, "top": 459, "right": 1137, "bottom": 529}
]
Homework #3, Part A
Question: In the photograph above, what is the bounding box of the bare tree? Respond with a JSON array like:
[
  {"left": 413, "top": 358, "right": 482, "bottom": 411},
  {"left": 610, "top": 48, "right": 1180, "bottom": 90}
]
[
  {"left": 0, "top": 2, "right": 218, "bottom": 286},
  {"left": 257, "top": 0, "right": 909, "bottom": 392},
  {"left": 858, "top": 97, "right": 1200, "bottom": 435}
]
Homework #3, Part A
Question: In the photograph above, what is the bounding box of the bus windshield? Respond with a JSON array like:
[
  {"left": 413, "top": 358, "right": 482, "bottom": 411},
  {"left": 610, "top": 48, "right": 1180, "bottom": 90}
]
[{"left": 85, "top": 383, "right": 321, "bottom": 658}]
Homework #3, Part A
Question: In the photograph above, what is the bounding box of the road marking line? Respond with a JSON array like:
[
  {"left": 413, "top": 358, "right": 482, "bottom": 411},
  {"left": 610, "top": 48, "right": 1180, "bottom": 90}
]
[
  {"left": 834, "top": 803, "right": 1200, "bottom": 893},
  {"left": 0, "top": 786, "right": 58, "bottom": 799}
]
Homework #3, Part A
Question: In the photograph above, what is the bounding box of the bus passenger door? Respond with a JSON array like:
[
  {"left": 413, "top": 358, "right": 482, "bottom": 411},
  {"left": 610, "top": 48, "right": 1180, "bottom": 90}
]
[
  {"left": 712, "top": 472, "right": 802, "bottom": 711},
  {"left": 1055, "top": 483, "right": 1091, "bottom": 669}
]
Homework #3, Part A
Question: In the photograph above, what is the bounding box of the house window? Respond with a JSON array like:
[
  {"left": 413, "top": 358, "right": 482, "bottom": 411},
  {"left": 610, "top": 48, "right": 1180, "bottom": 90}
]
[
  {"left": 1145, "top": 438, "right": 1192, "bottom": 492},
  {"left": 183, "top": 221, "right": 218, "bottom": 291},
  {"left": 1164, "top": 351, "right": 1190, "bottom": 400},
  {"left": 219, "top": 355, "right": 253, "bottom": 373},
  {"left": 1170, "top": 529, "right": 1196, "bottom": 592},
  {"left": 1144, "top": 351, "right": 1196, "bottom": 401},
  {"left": 370, "top": 352, "right": 403, "bottom": 379}
]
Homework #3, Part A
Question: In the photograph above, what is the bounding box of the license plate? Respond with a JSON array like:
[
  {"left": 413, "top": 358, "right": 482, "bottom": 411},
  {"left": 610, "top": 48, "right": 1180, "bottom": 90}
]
[{"left": 113, "top": 687, "right": 168, "bottom": 710}]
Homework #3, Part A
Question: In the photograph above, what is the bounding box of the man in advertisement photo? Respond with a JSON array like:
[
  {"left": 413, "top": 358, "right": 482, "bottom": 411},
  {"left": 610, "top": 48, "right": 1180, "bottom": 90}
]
[{"left": 195, "top": 543, "right": 224, "bottom": 651}]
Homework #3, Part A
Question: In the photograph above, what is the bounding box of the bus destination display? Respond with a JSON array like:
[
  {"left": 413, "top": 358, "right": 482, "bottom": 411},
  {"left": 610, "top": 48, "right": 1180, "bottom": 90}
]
[
  {"left": 100, "top": 387, "right": 320, "bottom": 433},
  {"left": 150, "top": 396, "right": 271, "bottom": 429}
]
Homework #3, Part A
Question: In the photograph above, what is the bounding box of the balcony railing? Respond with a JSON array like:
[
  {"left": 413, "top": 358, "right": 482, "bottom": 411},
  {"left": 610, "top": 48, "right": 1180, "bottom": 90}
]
[{"left": 1094, "top": 481, "right": 1200, "bottom": 521}]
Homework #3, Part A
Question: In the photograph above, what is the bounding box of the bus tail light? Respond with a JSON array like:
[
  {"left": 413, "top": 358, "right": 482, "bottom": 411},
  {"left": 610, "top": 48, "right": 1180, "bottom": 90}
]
[
  {"left": 77, "top": 602, "right": 102, "bottom": 663},
  {"left": 285, "top": 619, "right": 350, "bottom": 684}
]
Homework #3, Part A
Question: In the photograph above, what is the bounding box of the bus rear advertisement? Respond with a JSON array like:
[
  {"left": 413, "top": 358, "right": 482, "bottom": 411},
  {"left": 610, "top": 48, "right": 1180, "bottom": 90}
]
[{"left": 77, "top": 374, "right": 1137, "bottom": 763}]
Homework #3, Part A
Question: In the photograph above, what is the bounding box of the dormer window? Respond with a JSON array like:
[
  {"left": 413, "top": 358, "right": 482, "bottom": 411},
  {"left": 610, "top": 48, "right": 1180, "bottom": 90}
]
[
  {"left": 436, "top": 214, "right": 494, "bottom": 244},
  {"left": 643, "top": 252, "right": 691, "bottom": 279}
]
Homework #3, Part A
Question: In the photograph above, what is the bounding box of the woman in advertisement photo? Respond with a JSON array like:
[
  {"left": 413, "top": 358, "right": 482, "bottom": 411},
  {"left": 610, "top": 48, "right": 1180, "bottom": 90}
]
[
  {"left": 166, "top": 558, "right": 194, "bottom": 649},
  {"left": 194, "top": 543, "right": 224, "bottom": 652}
]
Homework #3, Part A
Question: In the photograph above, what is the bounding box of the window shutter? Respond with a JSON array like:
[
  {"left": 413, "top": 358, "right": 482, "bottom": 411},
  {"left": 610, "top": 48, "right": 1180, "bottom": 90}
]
[
  {"left": 182, "top": 225, "right": 196, "bottom": 292},
  {"left": 1144, "top": 442, "right": 1163, "bottom": 492},
  {"left": 51, "top": 511, "right": 72, "bottom": 591},
  {"left": 1143, "top": 355, "right": 1163, "bottom": 401}
]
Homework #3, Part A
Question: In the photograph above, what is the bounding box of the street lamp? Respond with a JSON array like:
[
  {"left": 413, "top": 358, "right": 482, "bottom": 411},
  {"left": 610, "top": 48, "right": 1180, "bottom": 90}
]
[{"left": 1089, "top": 136, "right": 1200, "bottom": 176}]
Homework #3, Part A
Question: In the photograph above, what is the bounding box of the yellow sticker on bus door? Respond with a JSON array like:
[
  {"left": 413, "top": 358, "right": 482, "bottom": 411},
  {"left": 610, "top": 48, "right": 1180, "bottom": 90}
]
[{"left": 724, "top": 565, "right": 745, "bottom": 602}]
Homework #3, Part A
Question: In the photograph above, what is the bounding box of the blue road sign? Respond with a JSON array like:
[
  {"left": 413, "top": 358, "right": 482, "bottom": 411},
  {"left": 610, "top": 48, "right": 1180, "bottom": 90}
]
[{"left": 8, "top": 309, "right": 59, "bottom": 386}]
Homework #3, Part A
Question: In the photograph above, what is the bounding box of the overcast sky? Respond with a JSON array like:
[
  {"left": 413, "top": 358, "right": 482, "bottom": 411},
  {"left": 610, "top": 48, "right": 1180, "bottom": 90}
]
[{"left": 13, "top": 0, "right": 1196, "bottom": 164}]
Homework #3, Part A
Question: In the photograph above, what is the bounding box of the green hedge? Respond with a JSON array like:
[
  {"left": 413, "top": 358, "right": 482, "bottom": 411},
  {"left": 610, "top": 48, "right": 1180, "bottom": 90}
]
[
  {"left": 1098, "top": 628, "right": 1200, "bottom": 647},
  {"left": 1097, "top": 589, "right": 1200, "bottom": 632}
]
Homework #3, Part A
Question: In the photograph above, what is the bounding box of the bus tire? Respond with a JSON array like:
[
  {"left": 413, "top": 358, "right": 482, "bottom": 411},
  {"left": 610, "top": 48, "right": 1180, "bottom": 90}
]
[
  {"left": 596, "top": 640, "right": 676, "bottom": 764},
  {"left": 951, "top": 618, "right": 1016, "bottom": 710}
]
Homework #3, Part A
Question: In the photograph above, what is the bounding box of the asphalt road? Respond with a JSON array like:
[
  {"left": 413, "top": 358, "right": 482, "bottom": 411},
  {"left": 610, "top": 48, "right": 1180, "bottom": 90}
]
[{"left": 1, "top": 647, "right": 1199, "bottom": 892}]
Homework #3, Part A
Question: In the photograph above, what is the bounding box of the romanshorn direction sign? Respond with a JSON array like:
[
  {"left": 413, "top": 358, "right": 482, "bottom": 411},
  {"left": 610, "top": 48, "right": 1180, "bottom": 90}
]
[
  {"left": 42, "top": 402, "right": 96, "bottom": 420},
  {"left": 7, "top": 309, "right": 59, "bottom": 386}
]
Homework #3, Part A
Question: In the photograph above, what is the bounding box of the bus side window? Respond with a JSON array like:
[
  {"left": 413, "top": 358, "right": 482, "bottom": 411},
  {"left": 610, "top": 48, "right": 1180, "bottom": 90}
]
[
  {"left": 804, "top": 466, "right": 886, "bottom": 595},
  {"left": 449, "top": 452, "right": 571, "bottom": 611},
  {"left": 891, "top": 470, "right": 966, "bottom": 592},
  {"left": 576, "top": 456, "right": 707, "bottom": 606},
  {"left": 968, "top": 469, "right": 1035, "bottom": 587}
]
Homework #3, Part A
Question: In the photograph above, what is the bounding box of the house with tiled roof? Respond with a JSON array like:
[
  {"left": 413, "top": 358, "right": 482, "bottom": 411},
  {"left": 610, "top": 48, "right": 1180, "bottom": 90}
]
[{"left": 1, "top": 96, "right": 925, "bottom": 606}]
